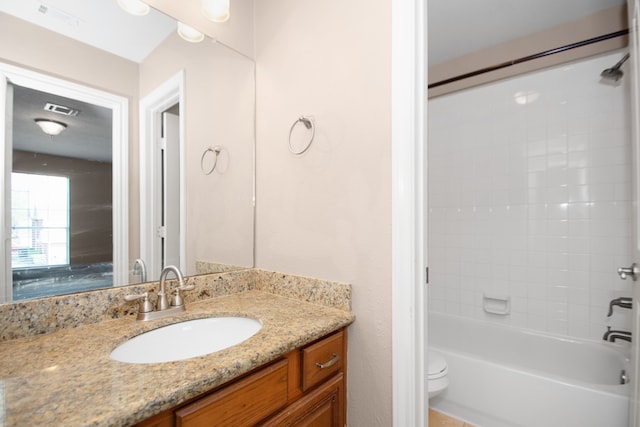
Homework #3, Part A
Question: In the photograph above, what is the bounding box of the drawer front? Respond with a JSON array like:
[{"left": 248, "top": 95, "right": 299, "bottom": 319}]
[
  {"left": 261, "top": 373, "right": 344, "bottom": 427},
  {"left": 301, "top": 331, "right": 344, "bottom": 391},
  {"left": 175, "top": 359, "right": 289, "bottom": 427}
]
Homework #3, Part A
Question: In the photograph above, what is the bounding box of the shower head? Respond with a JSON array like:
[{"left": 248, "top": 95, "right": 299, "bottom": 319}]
[{"left": 601, "top": 53, "right": 630, "bottom": 82}]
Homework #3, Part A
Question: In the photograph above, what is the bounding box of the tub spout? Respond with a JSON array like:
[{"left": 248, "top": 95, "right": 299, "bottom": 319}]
[
  {"left": 607, "top": 297, "right": 632, "bottom": 317},
  {"left": 603, "top": 327, "right": 632, "bottom": 342},
  {"left": 609, "top": 333, "right": 632, "bottom": 343}
]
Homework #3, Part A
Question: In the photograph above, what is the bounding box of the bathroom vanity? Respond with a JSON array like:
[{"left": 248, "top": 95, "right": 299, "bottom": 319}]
[
  {"left": 0, "top": 272, "right": 354, "bottom": 427},
  {"left": 138, "top": 329, "right": 346, "bottom": 426}
]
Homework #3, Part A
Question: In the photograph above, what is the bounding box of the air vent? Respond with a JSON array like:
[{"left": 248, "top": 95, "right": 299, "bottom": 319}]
[
  {"left": 44, "top": 103, "right": 80, "bottom": 117},
  {"left": 37, "top": 3, "right": 80, "bottom": 27}
]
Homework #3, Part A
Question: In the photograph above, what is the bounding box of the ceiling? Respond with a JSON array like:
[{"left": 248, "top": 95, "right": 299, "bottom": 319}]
[
  {"left": 12, "top": 84, "right": 113, "bottom": 163},
  {"left": 3, "top": 0, "right": 629, "bottom": 65},
  {"left": 2, "top": 0, "right": 630, "bottom": 162},
  {"left": 0, "top": 0, "right": 174, "bottom": 62},
  {"left": 428, "top": 0, "right": 627, "bottom": 65},
  {"left": 1, "top": 0, "right": 175, "bottom": 162}
]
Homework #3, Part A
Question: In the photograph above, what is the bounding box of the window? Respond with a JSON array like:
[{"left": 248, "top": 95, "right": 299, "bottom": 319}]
[{"left": 11, "top": 172, "right": 69, "bottom": 268}]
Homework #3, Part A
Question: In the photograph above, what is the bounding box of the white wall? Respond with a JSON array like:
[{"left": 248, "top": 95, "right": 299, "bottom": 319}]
[
  {"left": 428, "top": 51, "right": 633, "bottom": 340},
  {"left": 254, "top": 0, "right": 392, "bottom": 425}
]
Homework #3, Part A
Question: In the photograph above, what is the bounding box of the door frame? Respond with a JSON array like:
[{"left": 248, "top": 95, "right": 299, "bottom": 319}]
[
  {"left": 139, "top": 71, "right": 186, "bottom": 281},
  {"left": 627, "top": 0, "right": 640, "bottom": 425},
  {"left": 0, "top": 62, "right": 129, "bottom": 302},
  {"left": 391, "top": 0, "right": 428, "bottom": 425}
]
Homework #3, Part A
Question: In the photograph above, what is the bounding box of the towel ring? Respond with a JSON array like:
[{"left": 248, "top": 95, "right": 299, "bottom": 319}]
[
  {"left": 201, "top": 146, "right": 221, "bottom": 175},
  {"left": 288, "top": 116, "right": 315, "bottom": 155}
]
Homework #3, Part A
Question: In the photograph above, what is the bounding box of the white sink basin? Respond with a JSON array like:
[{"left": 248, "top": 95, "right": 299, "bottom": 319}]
[{"left": 110, "top": 317, "right": 262, "bottom": 364}]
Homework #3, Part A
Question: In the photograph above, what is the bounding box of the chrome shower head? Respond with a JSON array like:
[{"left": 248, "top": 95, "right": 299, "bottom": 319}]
[{"left": 601, "top": 53, "right": 630, "bottom": 82}]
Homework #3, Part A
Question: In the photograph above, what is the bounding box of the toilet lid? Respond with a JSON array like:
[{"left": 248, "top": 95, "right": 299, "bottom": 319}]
[{"left": 428, "top": 351, "right": 448, "bottom": 379}]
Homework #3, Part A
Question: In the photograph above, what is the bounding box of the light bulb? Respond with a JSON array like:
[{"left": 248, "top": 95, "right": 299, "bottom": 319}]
[
  {"left": 116, "top": 0, "right": 150, "bottom": 16},
  {"left": 177, "top": 22, "right": 205, "bottom": 43},
  {"left": 202, "top": 0, "right": 230, "bottom": 23}
]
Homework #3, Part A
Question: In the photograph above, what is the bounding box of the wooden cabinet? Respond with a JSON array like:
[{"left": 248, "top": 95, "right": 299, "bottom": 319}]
[
  {"left": 261, "top": 373, "right": 344, "bottom": 427},
  {"left": 136, "top": 328, "right": 347, "bottom": 427},
  {"left": 175, "top": 359, "right": 289, "bottom": 427}
]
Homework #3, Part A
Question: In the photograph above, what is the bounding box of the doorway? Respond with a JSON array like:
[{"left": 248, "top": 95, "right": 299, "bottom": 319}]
[
  {"left": 139, "top": 71, "right": 185, "bottom": 281},
  {"left": 0, "top": 62, "right": 129, "bottom": 303}
]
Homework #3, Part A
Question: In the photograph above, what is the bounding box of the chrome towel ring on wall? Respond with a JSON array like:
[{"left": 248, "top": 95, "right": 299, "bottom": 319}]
[
  {"left": 201, "top": 146, "right": 221, "bottom": 175},
  {"left": 288, "top": 116, "right": 315, "bottom": 155}
]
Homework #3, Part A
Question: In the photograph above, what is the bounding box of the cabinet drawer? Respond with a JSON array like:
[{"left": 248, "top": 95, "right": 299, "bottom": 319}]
[
  {"left": 301, "top": 331, "right": 344, "bottom": 391},
  {"left": 175, "top": 359, "right": 289, "bottom": 427}
]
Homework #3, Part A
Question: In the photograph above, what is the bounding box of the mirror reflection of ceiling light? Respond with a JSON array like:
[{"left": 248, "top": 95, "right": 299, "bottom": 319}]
[
  {"left": 35, "top": 119, "right": 67, "bottom": 136},
  {"left": 202, "top": 0, "right": 230, "bottom": 23},
  {"left": 177, "top": 22, "right": 205, "bottom": 43},
  {"left": 116, "top": 0, "right": 150, "bottom": 16}
]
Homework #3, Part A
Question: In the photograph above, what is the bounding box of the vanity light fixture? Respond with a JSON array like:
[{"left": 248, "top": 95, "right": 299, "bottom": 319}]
[
  {"left": 202, "top": 0, "right": 230, "bottom": 23},
  {"left": 34, "top": 119, "right": 67, "bottom": 136},
  {"left": 116, "top": 0, "right": 150, "bottom": 16},
  {"left": 177, "top": 22, "right": 205, "bottom": 43}
]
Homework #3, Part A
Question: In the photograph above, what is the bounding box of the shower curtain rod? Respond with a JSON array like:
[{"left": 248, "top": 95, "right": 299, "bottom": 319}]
[{"left": 428, "top": 29, "right": 629, "bottom": 89}]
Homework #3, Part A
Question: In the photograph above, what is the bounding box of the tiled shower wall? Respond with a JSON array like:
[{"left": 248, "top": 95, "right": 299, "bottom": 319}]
[{"left": 428, "top": 51, "right": 633, "bottom": 340}]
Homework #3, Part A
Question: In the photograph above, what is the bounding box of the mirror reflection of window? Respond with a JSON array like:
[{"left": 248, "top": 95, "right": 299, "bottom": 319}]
[{"left": 11, "top": 172, "right": 69, "bottom": 268}]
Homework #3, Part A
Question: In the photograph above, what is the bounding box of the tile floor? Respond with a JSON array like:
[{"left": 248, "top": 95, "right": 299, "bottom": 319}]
[{"left": 428, "top": 409, "right": 475, "bottom": 427}]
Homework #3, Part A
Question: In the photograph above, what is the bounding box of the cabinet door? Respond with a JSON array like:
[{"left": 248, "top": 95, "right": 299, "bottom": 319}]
[
  {"left": 261, "top": 373, "right": 344, "bottom": 427},
  {"left": 175, "top": 359, "right": 289, "bottom": 427}
]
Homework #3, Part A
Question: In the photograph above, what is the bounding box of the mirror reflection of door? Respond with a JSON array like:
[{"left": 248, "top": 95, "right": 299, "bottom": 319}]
[
  {"left": 161, "top": 108, "right": 180, "bottom": 269},
  {"left": 139, "top": 72, "right": 185, "bottom": 282},
  {"left": 9, "top": 83, "right": 114, "bottom": 300}
]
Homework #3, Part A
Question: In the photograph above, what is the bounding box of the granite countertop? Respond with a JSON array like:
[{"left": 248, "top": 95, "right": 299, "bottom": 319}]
[{"left": 0, "top": 290, "right": 355, "bottom": 426}]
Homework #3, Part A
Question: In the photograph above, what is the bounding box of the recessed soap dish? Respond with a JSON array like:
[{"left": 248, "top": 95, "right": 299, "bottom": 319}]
[{"left": 483, "top": 294, "right": 510, "bottom": 315}]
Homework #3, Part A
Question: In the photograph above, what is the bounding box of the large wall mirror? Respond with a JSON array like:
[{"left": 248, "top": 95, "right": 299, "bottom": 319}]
[{"left": 0, "top": 0, "right": 255, "bottom": 303}]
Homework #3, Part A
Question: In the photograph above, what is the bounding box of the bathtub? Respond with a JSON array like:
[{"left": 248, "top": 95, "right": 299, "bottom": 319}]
[{"left": 429, "top": 312, "right": 630, "bottom": 427}]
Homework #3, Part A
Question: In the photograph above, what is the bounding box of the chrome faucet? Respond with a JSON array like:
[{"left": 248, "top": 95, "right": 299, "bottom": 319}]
[
  {"left": 607, "top": 297, "right": 632, "bottom": 317},
  {"left": 603, "top": 327, "right": 632, "bottom": 343},
  {"left": 125, "top": 265, "right": 194, "bottom": 321},
  {"left": 133, "top": 258, "right": 147, "bottom": 283}
]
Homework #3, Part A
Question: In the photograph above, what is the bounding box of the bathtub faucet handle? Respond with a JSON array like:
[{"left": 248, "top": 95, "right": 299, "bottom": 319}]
[
  {"left": 607, "top": 297, "right": 633, "bottom": 317},
  {"left": 617, "top": 263, "right": 638, "bottom": 281}
]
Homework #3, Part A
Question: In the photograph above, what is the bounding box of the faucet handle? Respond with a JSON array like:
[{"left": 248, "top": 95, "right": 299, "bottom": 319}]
[
  {"left": 618, "top": 263, "right": 638, "bottom": 281},
  {"left": 607, "top": 297, "right": 633, "bottom": 317},
  {"left": 125, "top": 292, "right": 153, "bottom": 313},
  {"left": 171, "top": 284, "right": 195, "bottom": 307}
]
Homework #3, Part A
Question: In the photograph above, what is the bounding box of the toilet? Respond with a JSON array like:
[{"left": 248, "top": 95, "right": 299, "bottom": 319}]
[{"left": 428, "top": 350, "right": 449, "bottom": 399}]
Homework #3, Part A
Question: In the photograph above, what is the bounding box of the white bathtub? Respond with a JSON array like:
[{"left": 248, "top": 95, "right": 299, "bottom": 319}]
[{"left": 429, "top": 312, "right": 630, "bottom": 427}]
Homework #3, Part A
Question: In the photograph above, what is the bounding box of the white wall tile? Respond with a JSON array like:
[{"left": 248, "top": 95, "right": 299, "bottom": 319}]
[{"left": 428, "top": 51, "right": 633, "bottom": 340}]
